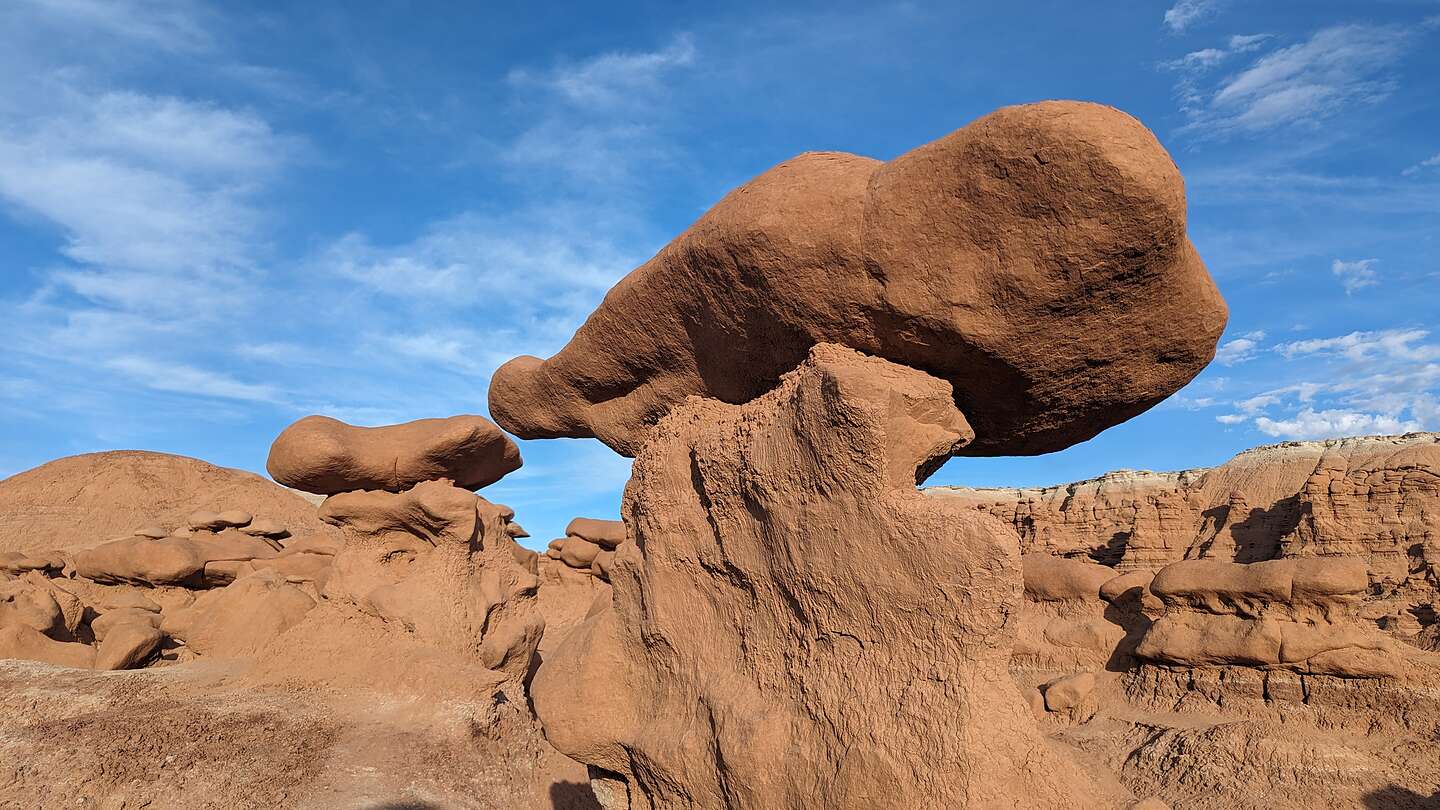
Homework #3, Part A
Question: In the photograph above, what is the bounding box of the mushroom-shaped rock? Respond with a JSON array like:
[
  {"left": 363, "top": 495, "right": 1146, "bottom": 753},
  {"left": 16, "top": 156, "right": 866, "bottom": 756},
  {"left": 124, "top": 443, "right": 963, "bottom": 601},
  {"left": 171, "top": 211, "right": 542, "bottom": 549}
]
[
  {"left": 267, "top": 414, "right": 522, "bottom": 495},
  {"left": 489, "top": 101, "right": 1226, "bottom": 457},
  {"left": 531, "top": 344, "right": 1105, "bottom": 808}
]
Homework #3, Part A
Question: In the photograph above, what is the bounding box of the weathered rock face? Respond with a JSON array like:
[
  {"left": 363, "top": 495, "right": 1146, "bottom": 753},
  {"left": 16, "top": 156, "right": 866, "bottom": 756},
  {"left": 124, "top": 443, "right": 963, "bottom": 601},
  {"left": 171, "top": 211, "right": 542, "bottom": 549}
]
[
  {"left": 1134, "top": 557, "right": 1404, "bottom": 678},
  {"left": 320, "top": 479, "right": 544, "bottom": 685},
  {"left": 490, "top": 100, "right": 1226, "bottom": 458},
  {"left": 267, "top": 414, "right": 522, "bottom": 495},
  {"left": 928, "top": 433, "right": 1440, "bottom": 578},
  {"left": 0, "top": 451, "right": 338, "bottom": 555},
  {"left": 533, "top": 344, "right": 1110, "bottom": 809}
]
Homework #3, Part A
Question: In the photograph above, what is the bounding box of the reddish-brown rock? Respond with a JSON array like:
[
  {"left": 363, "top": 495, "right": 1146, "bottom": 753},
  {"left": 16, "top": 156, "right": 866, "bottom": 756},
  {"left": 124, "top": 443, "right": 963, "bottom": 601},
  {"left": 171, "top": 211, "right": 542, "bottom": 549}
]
[
  {"left": 490, "top": 101, "right": 1226, "bottom": 457},
  {"left": 926, "top": 433, "right": 1440, "bottom": 578},
  {"left": 0, "top": 451, "right": 338, "bottom": 556},
  {"left": 266, "top": 414, "right": 521, "bottom": 495},
  {"left": 532, "top": 344, "right": 1109, "bottom": 808}
]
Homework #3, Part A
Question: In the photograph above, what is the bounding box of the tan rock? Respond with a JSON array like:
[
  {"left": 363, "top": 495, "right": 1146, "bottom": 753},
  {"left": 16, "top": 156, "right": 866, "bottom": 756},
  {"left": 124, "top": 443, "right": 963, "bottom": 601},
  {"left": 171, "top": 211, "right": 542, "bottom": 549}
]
[
  {"left": 266, "top": 414, "right": 522, "bottom": 495},
  {"left": 0, "top": 450, "right": 340, "bottom": 557},
  {"left": 240, "top": 518, "right": 288, "bottom": 538},
  {"left": 93, "top": 622, "right": 164, "bottom": 670},
  {"left": 532, "top": 344, "right": 1104, "bottom": 808},
  {"left": 0, "top": 624, "right": 95, "bottom": 668},
  {"left": 1023, "top": 555, "right": 1118, "bottom": 602},
  {"left": 0, "top": 580, "right": 65, "bottom": 636},
  {"left": 319, "top": 480, "right": 543, "bottom": 686},
  {"left": 216, "top": 510, "right": 253, "bottom": 528},
  {"left": 162, "top": 571, "right": 317, "bottom": 658},
  {"left": 1042, "top": 672, "right": 1097, "bottom": 712},
  {"left": 564, "top": 518, "right": 625, "bottom": 549}
]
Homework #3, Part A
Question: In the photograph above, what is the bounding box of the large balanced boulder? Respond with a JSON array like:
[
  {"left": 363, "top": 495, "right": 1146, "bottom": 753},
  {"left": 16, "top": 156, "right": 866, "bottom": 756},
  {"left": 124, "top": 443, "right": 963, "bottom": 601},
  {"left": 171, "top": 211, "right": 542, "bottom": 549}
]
[
  {"left": 490, "top": 100, "right": 1227, "bottom": 457},
  {"left": 532, "top": 344, "right": 1110, "bottom": 808},
  {"left": 266, "top": 414, "right": 522, "bottom": 495}
]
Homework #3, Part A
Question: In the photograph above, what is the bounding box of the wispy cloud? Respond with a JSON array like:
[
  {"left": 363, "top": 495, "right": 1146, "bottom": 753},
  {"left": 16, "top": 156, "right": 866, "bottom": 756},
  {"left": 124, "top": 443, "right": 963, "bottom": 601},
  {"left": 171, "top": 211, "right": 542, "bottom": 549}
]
[
  {"left": 105, "top": 355, "right": 280, "bottom": 403},
  {"left": 1163, "top": 0, "right": 1226, "bottom": 33},
  {"left": 1402, "top": 153, "right": 1440, "bottom": 177},
  {"left": 507, "top": 34, "right": 696, "bottom": 111},
  {"left": 9, "top": 0, "right": 213, "bottom": 52},
  {"left": 1171, "top": 25, "right": 1419, "bottom": 137},
  {"left": 500, "top": 34, "right": 697, "bottom": 185}
]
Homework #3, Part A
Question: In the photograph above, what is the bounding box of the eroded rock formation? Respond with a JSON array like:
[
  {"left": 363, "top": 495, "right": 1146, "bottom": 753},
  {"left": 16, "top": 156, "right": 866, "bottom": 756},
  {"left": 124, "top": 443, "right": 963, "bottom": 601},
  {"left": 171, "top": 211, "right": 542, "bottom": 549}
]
[
  {"left": 533, "top": 344, "right": 1120, "bottom": 809},
  {"left": 490, "top": 100, "right": 1227, "bottom": 458},
  {"left": 267, "top": 414, "right": 522, "bottom": 494}
]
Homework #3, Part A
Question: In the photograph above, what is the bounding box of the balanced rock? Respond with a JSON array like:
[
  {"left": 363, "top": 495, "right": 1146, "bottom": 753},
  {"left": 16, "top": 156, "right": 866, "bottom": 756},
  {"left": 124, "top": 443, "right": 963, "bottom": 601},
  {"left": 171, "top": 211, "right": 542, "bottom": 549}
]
[
  {"left": 490, "top": 101, "right": 1226, "bottom": 457},
  {"left": 564, "top": 518, "right": 625, "bottom": 550},
  {"left": 532, "top": 344, "right": 1104, "bottom": 808},
  {"left": 266, "top": 414, "right": 522, "bottom": 495}
]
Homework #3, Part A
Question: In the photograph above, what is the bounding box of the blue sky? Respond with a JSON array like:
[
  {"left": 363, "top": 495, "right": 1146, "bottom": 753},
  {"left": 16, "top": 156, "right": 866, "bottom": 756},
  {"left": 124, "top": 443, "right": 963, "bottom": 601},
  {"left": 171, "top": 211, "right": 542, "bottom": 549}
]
[{"left": 1, "top": 0, "right": 1437, "bottom": 549}]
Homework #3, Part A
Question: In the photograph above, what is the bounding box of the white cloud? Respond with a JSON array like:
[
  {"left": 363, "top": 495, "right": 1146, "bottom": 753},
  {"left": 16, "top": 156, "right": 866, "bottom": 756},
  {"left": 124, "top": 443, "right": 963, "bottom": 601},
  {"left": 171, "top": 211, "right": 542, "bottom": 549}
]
[
  {"left": 1164, "top": 0, "right": 1225, "bottom": 33},
  {"left": 508, "top": 34, "right": 696, "bottom": 111},
  {"left": 1215, "top": 413, "right": 1247, "bottom": 424},
  {"left": 1274, "top": 328, "right": 1438, "bottom": 363},
  {"left": 500, "top": 35, "right": 697, "bottom": 185},
  {"left": 1254, "top": 408, "right": 1422, "bottom": 439},
  {"left": 105, "top": 355, "right": 279, "bottom": 403},
  {"left": 1402, "top": 153, "right": 1440, "bottom": 177},
  {"left": 1214, "top": 330, "right": 1266, "bottom": 365},
  {"left": 1174, "top": 25, "right": 1415, "bottom": 137},
  {"left": 1330, "top": 258, "right": 1380, "bottom": 295}
]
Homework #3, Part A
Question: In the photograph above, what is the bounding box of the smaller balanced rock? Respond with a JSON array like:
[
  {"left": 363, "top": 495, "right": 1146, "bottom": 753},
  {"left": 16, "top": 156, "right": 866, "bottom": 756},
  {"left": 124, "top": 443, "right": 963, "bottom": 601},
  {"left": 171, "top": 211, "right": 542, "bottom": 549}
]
[{"left": 266, "top": 414, "right": 521, "bottom": 495}]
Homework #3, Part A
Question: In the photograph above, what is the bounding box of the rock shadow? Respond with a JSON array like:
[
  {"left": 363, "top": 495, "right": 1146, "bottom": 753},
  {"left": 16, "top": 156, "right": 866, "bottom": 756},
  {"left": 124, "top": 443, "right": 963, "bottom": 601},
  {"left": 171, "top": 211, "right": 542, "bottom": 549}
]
[
  {"left": 1362, "top": 786, "right": 1440, "bottom": 809},
  {"left": 550, "top": 780, "right": 602, "bottom": 810}
]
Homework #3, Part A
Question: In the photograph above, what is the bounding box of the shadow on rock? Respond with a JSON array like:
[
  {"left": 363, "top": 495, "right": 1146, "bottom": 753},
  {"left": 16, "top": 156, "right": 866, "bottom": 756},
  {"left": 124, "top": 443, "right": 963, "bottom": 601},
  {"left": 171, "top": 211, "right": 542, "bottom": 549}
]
[
  {"left": 549, "top": 780, "right": 602, "bottom": 810},
  {"left": 1363, "top": 787, "right": 1440, "bottom": 809}
]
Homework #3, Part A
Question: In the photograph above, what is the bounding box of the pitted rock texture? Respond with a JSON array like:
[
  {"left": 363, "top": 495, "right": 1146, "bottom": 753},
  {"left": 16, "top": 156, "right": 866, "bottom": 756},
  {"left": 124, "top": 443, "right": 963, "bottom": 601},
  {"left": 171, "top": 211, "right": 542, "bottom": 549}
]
[
  {"left": 267, "top": 414, "right": 522, "bottom": 495},
  {"left": 532, "top": 344, "right": 1117, "bottom": 809},
  {"left": 489, "top": 100, "right": 1226, "bottom": 458},
  {"left": 0, "top": 451, "right": 338, "bottom": 555}
]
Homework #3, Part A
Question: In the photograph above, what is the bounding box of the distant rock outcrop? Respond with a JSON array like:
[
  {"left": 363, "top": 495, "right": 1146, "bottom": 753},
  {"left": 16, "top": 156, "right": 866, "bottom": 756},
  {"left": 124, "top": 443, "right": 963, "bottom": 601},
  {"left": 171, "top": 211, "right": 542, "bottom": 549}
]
[
  {"left": 927, "top": 433, "right": 1440, "bottom": 584},
  {"left": 490, "top": 100, "right": 1227, "bottom": 458}
]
